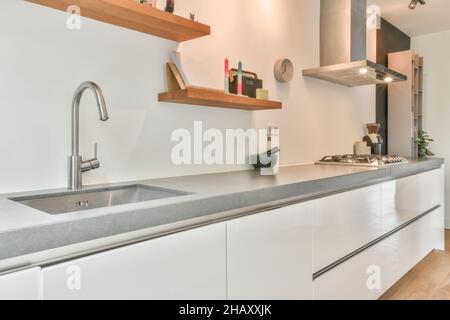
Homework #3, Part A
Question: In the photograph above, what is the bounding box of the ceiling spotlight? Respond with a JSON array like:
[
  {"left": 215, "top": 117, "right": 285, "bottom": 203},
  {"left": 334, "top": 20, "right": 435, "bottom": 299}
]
[{"left": 409, "top": 0, "right": 426, "bottom": 10}]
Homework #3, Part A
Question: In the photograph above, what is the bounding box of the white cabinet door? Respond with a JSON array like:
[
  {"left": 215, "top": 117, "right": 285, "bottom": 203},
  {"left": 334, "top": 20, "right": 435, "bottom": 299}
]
[
  {"left": 227, "top": 202, "right": 313, "bottom": 300},
  {"left": 313, "top": 185, "right": 382, "bottom": 273},
  {"left": 0, "top": 267, "right": 41, "bottom": 300},
  {"left": 314, "top": 208, "right": 444, "bottom": 300},
  {"left": 42, "top": 223, "right": 226, "bottom": 300}
]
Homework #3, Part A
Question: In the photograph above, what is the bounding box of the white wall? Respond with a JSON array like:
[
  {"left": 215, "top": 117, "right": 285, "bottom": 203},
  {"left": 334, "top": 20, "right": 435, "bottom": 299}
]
[
  {"left": 412, "top": 30, "right": 450, "bottom": 228},
  {"left": 0, "top": 0, "right": 375, "bottom": 194},
  {"left": 179, "top": 0, "right": 375, "bottom": 165}
]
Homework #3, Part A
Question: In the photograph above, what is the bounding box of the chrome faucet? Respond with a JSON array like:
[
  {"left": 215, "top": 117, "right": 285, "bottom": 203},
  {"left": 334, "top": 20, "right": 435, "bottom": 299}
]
[{"left": 68, "top": 82, "right": 109, "bottom": 189}]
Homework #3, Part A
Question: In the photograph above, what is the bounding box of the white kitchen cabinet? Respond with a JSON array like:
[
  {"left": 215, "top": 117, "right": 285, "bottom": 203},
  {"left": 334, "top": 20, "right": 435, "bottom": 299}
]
[
  {"left": 313, "top": 207, "right": 444, "bottom": 300},
  {"left": 227, "top": 202, "right": 313, "bottom": 300},
  {"left": 32, "top": 167, "right": 444, "bottom": 300},
  {"left": 0, "top": 267, "right": 41, "bottom": 300},
  {"left": 312, "top": 185, "right": 382, "bottom": 273},
  {"left": 42, "top": 223, "right": 226, "bottom": 300}
]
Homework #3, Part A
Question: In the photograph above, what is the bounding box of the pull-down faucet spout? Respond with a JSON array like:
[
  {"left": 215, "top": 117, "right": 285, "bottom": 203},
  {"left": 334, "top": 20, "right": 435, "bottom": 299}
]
[{"left": 68, "top": 81, "right": 109, "bottom": 190}]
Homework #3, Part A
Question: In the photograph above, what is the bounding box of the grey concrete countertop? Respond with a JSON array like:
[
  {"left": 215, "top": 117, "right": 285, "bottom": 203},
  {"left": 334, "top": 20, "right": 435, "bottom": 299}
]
[{"left": 0, "top": 158, "right": 444, "bottom": 273}]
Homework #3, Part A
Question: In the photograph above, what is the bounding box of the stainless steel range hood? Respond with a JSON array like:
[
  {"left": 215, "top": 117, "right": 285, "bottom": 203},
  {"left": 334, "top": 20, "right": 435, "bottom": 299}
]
[{"left": 302, "top": 0, "right": 407, "bottom": 87}]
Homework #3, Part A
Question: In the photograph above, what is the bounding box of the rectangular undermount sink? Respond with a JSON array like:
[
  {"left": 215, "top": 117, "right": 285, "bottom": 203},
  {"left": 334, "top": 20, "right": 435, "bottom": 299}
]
[{"left": 11, "top": 185, "right": 190, "bottom": 215}]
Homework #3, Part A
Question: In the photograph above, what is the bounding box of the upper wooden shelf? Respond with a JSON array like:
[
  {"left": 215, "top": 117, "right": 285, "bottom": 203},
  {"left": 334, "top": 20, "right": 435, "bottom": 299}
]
[
  {"left": 158, "top": 87, "right": 282, "bottom": 111},
  {"left": 27, "top": 0, "right": 211, "bottom": 42}
]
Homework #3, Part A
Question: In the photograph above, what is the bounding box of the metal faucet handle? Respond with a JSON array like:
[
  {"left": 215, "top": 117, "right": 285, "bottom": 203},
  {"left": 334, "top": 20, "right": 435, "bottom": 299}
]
[
  {"left": 81, "top": 143, "right": 100, "bottom": 173},
  {"left": 93, "top": 143, "right": 98, "bottom": 159}
]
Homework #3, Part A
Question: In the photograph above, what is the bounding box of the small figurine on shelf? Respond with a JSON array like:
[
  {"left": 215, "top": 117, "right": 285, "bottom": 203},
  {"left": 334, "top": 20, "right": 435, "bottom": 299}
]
[
  {"left": 190, "top": 13, "right": 195, "bottom": 21},
  {"left": 165, "top": 0, "right": 175, "bottom": 13},
  {"left": 136, "top": 0, "right": 156, "bottom": 7}
]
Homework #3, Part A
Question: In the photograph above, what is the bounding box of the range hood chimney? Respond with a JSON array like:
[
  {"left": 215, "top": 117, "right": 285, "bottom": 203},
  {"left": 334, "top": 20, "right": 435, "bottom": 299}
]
[{"left": 303, "top": 0, "right": 407, "bottom": 87}]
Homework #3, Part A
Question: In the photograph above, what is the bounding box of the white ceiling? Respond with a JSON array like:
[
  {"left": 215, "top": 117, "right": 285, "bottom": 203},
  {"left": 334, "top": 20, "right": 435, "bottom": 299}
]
[{"left": 368, "top": 0, "right": 450, "bottom": 37}]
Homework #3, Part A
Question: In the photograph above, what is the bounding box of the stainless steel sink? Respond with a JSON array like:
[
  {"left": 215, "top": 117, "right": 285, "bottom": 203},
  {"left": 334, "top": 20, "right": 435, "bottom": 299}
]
[{"left": 10, "top": 185, "right": 190, "bottom": 215}]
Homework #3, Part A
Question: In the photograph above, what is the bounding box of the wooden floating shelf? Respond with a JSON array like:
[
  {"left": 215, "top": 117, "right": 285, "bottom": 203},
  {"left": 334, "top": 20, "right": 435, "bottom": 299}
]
[
  {"left": 26, "top": 0, "right": 211, "bottom": 42},
  {"left": 158, "top": 87, "right": 282, "bottom": 111}
]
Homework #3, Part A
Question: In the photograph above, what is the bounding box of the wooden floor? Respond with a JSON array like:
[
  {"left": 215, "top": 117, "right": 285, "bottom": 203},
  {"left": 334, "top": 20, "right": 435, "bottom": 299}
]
[{"left": 381, "top": 230, "right": 450, "bottom": 300}]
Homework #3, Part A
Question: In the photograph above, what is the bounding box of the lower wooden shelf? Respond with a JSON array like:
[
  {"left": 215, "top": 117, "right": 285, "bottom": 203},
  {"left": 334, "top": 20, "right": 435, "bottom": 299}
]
[{"left": 158, "top": 87, "right": 282, "bottom": 111}]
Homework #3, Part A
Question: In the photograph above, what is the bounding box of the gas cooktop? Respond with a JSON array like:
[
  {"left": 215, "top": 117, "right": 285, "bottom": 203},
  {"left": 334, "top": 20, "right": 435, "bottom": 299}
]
[{"left": 316, "top": 154, "right": 408, "bottom": 167}]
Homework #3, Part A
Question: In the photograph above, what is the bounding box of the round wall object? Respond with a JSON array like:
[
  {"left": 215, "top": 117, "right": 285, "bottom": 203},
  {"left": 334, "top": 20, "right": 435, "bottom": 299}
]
[{"left": 274, "top": 59, "right": 294, "bottom": 83}]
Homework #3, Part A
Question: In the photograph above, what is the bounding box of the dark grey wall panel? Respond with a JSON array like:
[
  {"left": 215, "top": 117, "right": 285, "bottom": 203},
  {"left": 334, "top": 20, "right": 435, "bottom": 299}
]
[{"left": 376, "top": 18, "right": 411, "bottom": 155}]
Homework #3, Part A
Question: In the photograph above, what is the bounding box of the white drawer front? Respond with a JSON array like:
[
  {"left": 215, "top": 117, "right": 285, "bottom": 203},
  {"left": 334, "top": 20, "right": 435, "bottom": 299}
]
[
  {"left": 382, "top": 169, "right": 444, "bottom": 231},
  {"left": 42, "top": 224, "right": 226, "bottom": 300},
  {"left": 0, "top": 267, "right": 41, "bottom": 300},
  {"left": 227, "top": 202, "right": 313, "bottom": 300},
  {"left": 313, "top": 207, "right": 444, "bottom": 300},
  {"left": 313, "top": 185, "right": 382, "bottom": 273}
]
